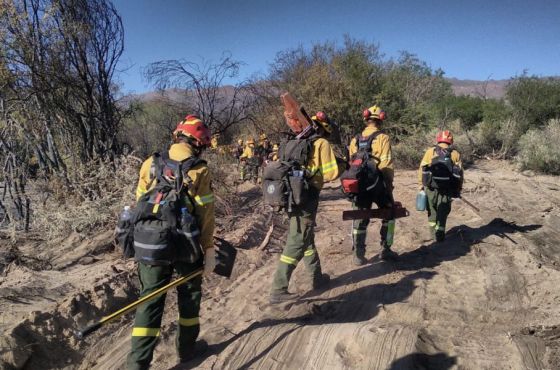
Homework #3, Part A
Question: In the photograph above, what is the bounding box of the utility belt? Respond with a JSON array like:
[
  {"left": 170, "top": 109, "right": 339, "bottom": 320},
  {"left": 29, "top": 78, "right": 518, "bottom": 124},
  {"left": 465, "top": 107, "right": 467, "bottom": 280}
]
[{"left": 422, "top": 167, "right": 461, "bottom": 189}]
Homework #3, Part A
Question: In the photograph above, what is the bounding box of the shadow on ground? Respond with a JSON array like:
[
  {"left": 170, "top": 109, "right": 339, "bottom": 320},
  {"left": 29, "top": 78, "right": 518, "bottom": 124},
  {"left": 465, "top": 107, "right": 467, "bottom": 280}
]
[
  {"left": 172, "top": 218, "right": 541, "bottom": 369},
  {"left": 388, "top": 352, "right": 457, "bottom": 370}
]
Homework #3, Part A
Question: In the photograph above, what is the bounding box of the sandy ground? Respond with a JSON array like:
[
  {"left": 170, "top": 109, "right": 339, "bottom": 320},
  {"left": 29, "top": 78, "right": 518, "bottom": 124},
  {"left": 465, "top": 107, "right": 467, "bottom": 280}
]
[{"left": 1, "top": 160, "right": 560, "bottom": 370}]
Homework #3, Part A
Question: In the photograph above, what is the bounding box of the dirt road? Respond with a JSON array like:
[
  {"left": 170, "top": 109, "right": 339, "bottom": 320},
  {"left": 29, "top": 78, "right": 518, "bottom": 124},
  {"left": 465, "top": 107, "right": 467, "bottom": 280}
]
[{"left": 2, "top": 160, "right": 560, "bottom": 369}]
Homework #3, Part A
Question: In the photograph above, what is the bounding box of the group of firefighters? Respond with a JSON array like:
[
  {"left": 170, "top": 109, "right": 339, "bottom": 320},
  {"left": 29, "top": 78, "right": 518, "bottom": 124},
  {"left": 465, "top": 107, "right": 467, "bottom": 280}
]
[
  {"left": 126, "top": 104, "right": 463, "bottom": 369},
  {"left": 232, "top": 134, "right": 279, "bottom": 183}
]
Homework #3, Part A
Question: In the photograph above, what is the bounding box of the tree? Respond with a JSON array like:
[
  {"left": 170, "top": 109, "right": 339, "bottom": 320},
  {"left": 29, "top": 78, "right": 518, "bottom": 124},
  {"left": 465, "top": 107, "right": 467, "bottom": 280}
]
[
  {"left": 0, "top": 0, "right": 125, "bottom": 231},
  {"left": 506, "top": 75, "right": 560, "bottom": 127},
  {"left": 263, "top": 39, "right": 452, "bottom": 142},
  {"left": 0, "top": 0, "right": 125, "bottom": 166},
  {"left": 143, "top": 54, "right": 255, "bottom": 135}
]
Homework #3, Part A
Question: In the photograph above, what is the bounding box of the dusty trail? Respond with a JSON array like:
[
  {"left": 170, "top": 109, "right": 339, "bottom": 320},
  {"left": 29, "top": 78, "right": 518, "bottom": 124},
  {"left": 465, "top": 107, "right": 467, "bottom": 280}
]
[{"left": 2, "top": 160, "right": 560, "bottom": 369}]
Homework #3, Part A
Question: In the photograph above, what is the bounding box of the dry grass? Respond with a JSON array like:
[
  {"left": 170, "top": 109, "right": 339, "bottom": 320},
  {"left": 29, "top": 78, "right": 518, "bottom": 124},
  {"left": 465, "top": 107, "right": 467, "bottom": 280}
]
[
  {"left": 517, "top": 119, "right": 560, "bottom": 175},
  {"left": 31, "top": 156, "right": 139, "bottom": 242}
]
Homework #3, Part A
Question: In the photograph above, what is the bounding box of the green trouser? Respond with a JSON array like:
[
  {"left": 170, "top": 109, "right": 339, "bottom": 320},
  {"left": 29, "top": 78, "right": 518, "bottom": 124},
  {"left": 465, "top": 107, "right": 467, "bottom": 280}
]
[
  {"left": 270, "top": 188, "right": 323, "bottom": 294},
  {"left": 352, "top": 197, "right": 395, "bottom": 258},
  {"left": 126, "top": 261, "right": 203, "bottom": 370},
  {"left": 240, "top": 161, "right": 246, "bottom": 180},
  {"left": 425, "top": 187, "right": 452, "bottom": 241},
  {"left": 248, "top": 163, "right": 259, "bottom": 181}
]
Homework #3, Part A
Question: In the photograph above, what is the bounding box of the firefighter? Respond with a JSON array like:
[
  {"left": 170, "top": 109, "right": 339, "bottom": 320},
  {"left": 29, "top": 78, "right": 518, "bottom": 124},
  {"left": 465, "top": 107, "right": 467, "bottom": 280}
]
[
  {"left": 210, "top": 134, "right": 219, "bottom": 150},
  {"left": 232, "top": 138, "right": 244, "bottom": 161},
  {"left": 418, "top": 130, "right": 463, "bottom": 242},
  {"left": 240, "top": 138, "right": 258, "bottom": 182},
  {"left": 268, "top": 143, "right": 279, "bottom": 162},
  {"left": 127, "top": 115, "right": 215, "bottom": 369},
  {"left": 255, "top": 134, "right": 272, "bottom": 181},
  {"left": 256, "top": 133, "right": 272, "bottom": 160},
  {"left": 269, "top": 111, "right": 340, "bottom": 303},
  {"left": 348, "top": 105, "right": 397, "bottom": 265}
]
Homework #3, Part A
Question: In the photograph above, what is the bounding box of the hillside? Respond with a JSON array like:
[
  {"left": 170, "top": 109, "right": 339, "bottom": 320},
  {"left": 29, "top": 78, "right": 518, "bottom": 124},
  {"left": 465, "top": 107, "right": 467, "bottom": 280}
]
[
  {"left": 447, "top": 78, "right": 509, "bottom": 99},
  {"left": 122, "top": 78, "right": 510, "bottom": 105}
]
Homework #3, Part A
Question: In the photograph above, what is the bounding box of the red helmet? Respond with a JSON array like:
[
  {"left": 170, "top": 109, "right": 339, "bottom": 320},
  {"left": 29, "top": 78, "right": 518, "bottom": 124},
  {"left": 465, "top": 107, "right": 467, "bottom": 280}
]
[
  {"left": 315, "top": 111, "right": 328, "bottom": 122},
  {"left": 173, "top": 115, "right": 211, "bottom": 147},
  {"left": 436, "top": 130, "right": 453, "bottom": 145}
]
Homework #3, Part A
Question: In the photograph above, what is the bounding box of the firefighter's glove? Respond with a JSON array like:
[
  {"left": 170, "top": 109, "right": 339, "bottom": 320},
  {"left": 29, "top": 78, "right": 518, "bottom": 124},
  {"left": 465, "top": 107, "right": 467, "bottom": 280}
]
[{"left": 203, "top": 248, "right": 216, "bottom": 276}]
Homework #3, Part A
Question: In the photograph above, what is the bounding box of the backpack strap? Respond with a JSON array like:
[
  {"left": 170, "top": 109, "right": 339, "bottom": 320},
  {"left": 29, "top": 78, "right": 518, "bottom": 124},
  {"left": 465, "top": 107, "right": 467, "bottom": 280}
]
[
  {"left": 151, "top": 150, "right": 207, "bottom": 193},
  {"left": 356, "top": 131, "right": 383, "bottom": 154},
  {"left": 434, "top": 145, "right": 454, "bottom": 160},
  {"left": 355, "top": 131, "right": 384, "bottom": 165},
  {"left": 281, "top": 138, "right": 314, "bottom": 165},
  {"left": 365, "top": 131, "right": 384, "bottom": 154}
]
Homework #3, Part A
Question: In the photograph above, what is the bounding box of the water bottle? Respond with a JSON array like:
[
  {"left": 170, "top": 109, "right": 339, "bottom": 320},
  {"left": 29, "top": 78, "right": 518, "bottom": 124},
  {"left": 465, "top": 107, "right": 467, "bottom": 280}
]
[
  {"left": 416, "top": 190, "right": 427, "bottom": 211},
  {"left": 120, "top": 205, "right": 132, "bottom": 221},
  {"left": 180, "top": 207, "right": 193, "bottom": 227}
]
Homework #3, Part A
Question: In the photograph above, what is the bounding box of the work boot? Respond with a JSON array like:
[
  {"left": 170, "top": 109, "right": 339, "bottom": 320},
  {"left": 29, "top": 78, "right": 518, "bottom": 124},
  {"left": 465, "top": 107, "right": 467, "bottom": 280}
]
[
  {"left": 380, "top": 248, "right": 398, "bottom": 261},
  {"left": 435, "top": 230, "right": 446, "bottom": 242},
  {"left": 269, "top": 291, "right": 296, "bottom": 304},
  {"left": 312, "top": 273, "right": 330, "bottom": 290},
  {"left": 353, "top": 255, "right": 367, "bottom": 266},
  {"left": 178, "top": 339, "right": 208, "bottom": 364}
]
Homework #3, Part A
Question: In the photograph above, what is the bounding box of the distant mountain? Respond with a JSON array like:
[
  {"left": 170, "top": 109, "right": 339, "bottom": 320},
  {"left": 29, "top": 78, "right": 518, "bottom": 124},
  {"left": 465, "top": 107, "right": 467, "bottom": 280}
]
[
  {"left": 124, "top": 78, "right": 554, "bottom": 104},
  {"left": 447, "top": 78, "right": 509, "bottom": 99}
]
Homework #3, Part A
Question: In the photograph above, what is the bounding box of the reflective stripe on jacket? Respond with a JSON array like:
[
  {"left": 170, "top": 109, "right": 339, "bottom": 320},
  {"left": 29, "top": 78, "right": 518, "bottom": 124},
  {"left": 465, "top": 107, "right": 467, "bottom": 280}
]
[
  {"left": 136, "top": 142, "right": 215, "bottom": 250},
  {"left": 307, "top": 137, "right": 340, "bottom": 190}
]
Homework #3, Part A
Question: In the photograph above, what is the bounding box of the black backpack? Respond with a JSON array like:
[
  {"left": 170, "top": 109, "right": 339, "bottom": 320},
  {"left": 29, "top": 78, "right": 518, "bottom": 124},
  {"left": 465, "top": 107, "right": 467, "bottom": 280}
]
[
  {"left": 422, "top": 146, "right": 462, "bottom": 192},
  {"left": 262, "top": 137, "right": 315, "bottom": 211},
  {"left": 340, "top": 132, "right": 386, "bottom": 207},
  {"left": 115, "top": 152, "right": 205, "bottom": 266}
]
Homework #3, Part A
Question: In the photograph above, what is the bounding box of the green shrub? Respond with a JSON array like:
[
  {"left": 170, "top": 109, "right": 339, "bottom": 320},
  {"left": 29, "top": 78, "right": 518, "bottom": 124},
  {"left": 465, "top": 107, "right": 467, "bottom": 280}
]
[
  {"left": 393, "top": 131, "right": 434, "bottom": 169},
  {"left": 472, "top": 120, "right": 502, "bottom": 155},
  {"left": 517, "top": 119, "right": 560, "bottom": 174}
]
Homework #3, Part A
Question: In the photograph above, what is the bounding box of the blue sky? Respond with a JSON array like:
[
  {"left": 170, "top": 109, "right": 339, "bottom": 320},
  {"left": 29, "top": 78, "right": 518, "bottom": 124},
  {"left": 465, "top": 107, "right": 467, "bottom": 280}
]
[{"left": 113, "top": 0, "right": 560, "bottom": 94}]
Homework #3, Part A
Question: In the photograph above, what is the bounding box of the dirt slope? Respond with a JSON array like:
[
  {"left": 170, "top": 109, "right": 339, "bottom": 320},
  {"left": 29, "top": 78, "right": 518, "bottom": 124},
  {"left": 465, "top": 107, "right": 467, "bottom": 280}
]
[{"left": 2, "top": 160, "right": 560, "bottom": 370}]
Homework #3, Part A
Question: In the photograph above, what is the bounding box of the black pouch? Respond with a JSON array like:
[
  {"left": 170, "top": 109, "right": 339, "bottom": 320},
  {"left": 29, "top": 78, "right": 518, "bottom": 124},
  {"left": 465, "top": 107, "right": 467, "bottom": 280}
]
[
  {"left": 421, "top": 165, "right": 432, "bottom": 188},
  {"left": 133, "top": 220, "right": 176, "bottom": 265},
  {"left": 262, "top": 161, "right": 290, "bottom": 207},
  {"left": 288, "top": 175, "right": 307, "bottom": 206},
  {"left": 263, "top": 179, "right": 287, "bottom": 207}
]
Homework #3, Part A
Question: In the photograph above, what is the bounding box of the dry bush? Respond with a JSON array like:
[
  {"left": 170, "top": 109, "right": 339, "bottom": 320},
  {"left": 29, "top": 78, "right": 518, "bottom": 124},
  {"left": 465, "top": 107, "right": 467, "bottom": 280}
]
[
  {"left": 32, "top": 156, "right": 139, "bottom": 242},
  {"left": 517, "top": 119, "right": 560, "bottom": 174},
  {"left": 393, "top": 120, "right": 478, "bottom": 169},
  {"left": 202, "top": 150, "right": 241, "bottom": 217},
  {"left": 498, "top": 118, "right": 527, "bottom": 158},
  {"left": 393, "top": 134, "right": 428, "bottom": 169},
  {"left": 471, "top": 120, "right": 501, "bottom": 155}
]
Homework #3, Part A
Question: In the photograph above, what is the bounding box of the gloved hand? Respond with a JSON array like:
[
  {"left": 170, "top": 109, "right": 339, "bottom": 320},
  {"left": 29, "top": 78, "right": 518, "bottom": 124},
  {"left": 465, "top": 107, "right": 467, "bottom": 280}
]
[{"left": 203, "top": 248, "right": 216, "bottom": 276}]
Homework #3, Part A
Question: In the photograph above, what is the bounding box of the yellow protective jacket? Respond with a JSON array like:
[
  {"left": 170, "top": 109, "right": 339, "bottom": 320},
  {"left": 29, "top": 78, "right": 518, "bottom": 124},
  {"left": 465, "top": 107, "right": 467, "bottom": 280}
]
[
  {"left": 418, "top": 143, "right": 463, "bottom": 189},
  {"left": 307, "top": 137, "right": 340, "bottom": 190},
  {"left": 349, "top": 125, "right": 394, "bottom": 186},
  {"left": 240, "top": 145, "right": 254, "bottom": 159},
  {"left": 136, "top": 142, "right": 215, "bottom": 251}
]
